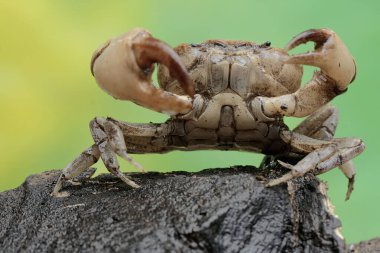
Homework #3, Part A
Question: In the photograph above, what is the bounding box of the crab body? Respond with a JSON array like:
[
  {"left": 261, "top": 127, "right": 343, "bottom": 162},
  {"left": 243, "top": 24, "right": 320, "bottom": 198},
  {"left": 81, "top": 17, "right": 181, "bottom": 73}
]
[
  {"left": 156, "top": 40, "right": 304, "bottom": 154},
  {"left": 53, "top": 28, "right": 364, "bottom": 200}
]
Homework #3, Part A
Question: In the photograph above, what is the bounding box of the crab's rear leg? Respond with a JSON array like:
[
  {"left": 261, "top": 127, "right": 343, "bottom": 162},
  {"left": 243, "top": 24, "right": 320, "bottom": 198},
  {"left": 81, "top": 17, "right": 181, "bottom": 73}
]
[
  {"left": 293, "top": 104, "right": 357, "bottom": 198},
  {"left": 262, "top": 105, "right": 358, "bottom": 199},
  {"left": 267, "top": 131, "right": 364, "bottom": 199},
  {"left": 293, "top": 104, "right": 338, "bottom": 140},
  {"left": 260, "top": 105, "right": 339, "bottom": 166}
]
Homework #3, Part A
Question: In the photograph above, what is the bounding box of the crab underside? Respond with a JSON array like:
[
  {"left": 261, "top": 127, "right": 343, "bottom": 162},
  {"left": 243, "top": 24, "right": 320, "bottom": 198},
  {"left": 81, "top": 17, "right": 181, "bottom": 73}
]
[{"left": 53, "top": 28, "right": 364, "bottom": 200}]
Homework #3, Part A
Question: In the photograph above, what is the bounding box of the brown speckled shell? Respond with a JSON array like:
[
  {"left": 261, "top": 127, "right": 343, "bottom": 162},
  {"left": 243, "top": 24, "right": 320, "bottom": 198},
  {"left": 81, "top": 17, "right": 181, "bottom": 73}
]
[{"left": 158, "top": 40, "right": 303, "bottom": 99}]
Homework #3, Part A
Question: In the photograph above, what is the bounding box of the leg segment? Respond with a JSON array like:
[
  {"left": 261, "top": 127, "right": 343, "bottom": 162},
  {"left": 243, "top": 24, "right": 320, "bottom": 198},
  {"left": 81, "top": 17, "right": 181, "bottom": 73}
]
[
  {"left": 267, "top": 144, "right": 336, "bottom": 186},
  {"left": 91, "top": 118, "right": 145, "bottom": 171},
  {"left": 89, "top": 118, "right": 142, "bottom": 189},
  {"left": 293, "top": 105, "right": 357, "bottom": 199},
  {"left": 52, "top": 144, "right": 100, "bottom": 196},
  {"left": 338, "top": 161, "right": 356, "bottom": 199},
  {"left": 293, "top": 104, "right": 338, "bottom": 140}
]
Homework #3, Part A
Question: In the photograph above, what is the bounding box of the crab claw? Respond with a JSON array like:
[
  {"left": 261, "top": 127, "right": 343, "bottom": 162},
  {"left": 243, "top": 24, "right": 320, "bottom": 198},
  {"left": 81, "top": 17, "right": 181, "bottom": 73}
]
[
  {"left": 91, "top": 28, "right": 195, "bottom": 115},
  {"left": 285, "top": 28, "right": 356, "bottom": 90}
]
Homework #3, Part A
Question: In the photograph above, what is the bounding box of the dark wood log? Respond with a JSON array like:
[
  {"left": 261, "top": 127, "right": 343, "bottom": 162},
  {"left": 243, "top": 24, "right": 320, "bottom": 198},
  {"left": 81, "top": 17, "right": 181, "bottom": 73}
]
[
  {"left": 0, "top": 166, "right": 354, "bottom": 252},
  {"left": 349, "top": 237, "right": 380, "bottom": 253}
]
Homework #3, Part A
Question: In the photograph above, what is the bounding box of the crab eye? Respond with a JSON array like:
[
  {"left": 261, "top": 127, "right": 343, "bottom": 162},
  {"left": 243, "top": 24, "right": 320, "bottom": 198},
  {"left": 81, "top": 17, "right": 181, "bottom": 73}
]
[
  {"left": 259, "top": 41, "right": 271, "bottom": 48},
  {"left": 190, "top": 43, "right": 201, "bottom": 47},
  {"left": 213, "top": 41, "right": 227, "bottom": 47},
  {"left": 236, "top": 42, "right": 249, "bottom": 47}
]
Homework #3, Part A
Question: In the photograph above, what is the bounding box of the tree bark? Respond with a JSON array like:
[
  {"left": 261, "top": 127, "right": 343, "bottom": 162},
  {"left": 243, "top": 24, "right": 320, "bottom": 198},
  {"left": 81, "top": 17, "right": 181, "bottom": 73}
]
[{"left": 0, "top": 166, "right": 372, "bottom": 252}]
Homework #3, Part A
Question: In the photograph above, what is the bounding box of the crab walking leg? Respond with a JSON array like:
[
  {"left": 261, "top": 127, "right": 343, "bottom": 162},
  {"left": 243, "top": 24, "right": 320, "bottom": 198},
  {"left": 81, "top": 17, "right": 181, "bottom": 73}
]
[
  {"left": 268, "top": 134, "right": 365, "bottom": 189},
  {"left": 338, "top": 161, "right": 356, "bottom": 200},
  {"left": 52, "top": 144, "right": 100, "bottom": 196},
  {"left": 279, "top": 130, "right": 333, "bottom": 153},
  {"left": 293, "top": 104, "right": 339, "bottom": 140},
  {"left": 267, "top": 145, "right": 336, "bottom": 187},
  {"left": 315, "top": 138, "right": 364, "bottom": 200},
  {"left": 316, "top": 138, "right": 364, "bottom": 173},
  {"left": 253, "top": 29, "right": 356, "bottom": 118},
  {"left": 260, "top": 105, "right": 339, "bottom": 167},
  {"left": 97, "top": 118, "right": 144, "bottom": 172},
  {"left": 90, "top": 118, "right": 140, "bottom": 188},
  {"left": 292, "top": 105, "right": 357, "bottom": 199}
]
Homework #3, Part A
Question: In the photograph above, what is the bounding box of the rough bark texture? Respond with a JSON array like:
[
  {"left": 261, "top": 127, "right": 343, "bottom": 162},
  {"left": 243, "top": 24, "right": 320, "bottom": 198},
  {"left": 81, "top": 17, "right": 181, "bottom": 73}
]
[
  {"left": 0, "top": 166, "right": 351, "bottom": 253},
  {"left": 348, "top": 237, "right": 380, "bottom": 253}
]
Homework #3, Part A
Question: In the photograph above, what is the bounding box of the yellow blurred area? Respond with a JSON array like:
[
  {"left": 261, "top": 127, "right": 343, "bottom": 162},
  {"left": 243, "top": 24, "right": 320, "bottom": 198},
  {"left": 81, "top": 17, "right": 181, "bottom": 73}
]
[
  {"left": 0, "top": 2, "right": 70, "bottom": 183},
  {"left": 0, "top": 1, "right": 152, "bottom": 189}
]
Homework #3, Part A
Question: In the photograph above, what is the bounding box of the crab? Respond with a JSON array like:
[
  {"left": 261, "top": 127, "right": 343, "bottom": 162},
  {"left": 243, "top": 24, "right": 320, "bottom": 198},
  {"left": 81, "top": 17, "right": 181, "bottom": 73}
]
[{"left": 52, "top": 28, "right": 364, "bottom": 200}]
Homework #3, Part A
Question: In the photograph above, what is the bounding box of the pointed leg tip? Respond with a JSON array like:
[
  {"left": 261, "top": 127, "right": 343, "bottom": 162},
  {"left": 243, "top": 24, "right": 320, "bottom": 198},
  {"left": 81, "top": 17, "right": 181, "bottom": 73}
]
[
  {"left": 265, "top": 180, "right": 280, "bottom": 187},
  {"left": 132, "top": 183, "right": 141, "bottom": 189},
  {"left": 126, "top": 180, "right": 141, "bottom": 189},
  {"left": 137, "top": 166, "right": 146, "bottom": 173},
  {"left": 278, "top": 160, "right": 294, "bottom": 170},
  {"left": 50, "top": 191, "right": 70, "bottom": 198},
  {"left": 116, "top": 172, "right": 142, "bottom": 189},
  {"left": 345, "top": 176, "right": 355, "bottom": 201},
  {"left": 266, "top": 172, "right": 296, "bottom": 188}
]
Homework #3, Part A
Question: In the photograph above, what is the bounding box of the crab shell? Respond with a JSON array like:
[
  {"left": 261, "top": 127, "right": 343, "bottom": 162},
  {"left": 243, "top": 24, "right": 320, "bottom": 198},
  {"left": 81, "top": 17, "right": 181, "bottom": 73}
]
[{"left": 158, "top": 40, "right": 303, "bottom": 101}]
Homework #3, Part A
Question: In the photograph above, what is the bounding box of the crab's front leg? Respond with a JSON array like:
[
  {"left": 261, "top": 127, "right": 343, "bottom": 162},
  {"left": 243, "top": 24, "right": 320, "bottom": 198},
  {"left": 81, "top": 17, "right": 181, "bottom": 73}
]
[
  {"left": 253, "top": 28, "right": 356, "bottom": 117},
  {"left": 91, "top": 28, "right": 195, "bottom": 115}
]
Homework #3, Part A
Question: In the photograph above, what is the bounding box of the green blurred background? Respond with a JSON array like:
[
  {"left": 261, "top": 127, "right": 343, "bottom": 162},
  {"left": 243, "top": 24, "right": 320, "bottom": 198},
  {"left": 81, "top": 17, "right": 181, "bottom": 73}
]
[{"left": 0, "top": 0, "right": 378, "bottom": 243}]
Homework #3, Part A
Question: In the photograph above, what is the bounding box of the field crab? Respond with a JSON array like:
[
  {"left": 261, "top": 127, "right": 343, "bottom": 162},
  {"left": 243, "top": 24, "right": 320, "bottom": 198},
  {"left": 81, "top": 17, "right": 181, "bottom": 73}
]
[{"left": 52, "top": 28, "right": 364, "bottom": 200}]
